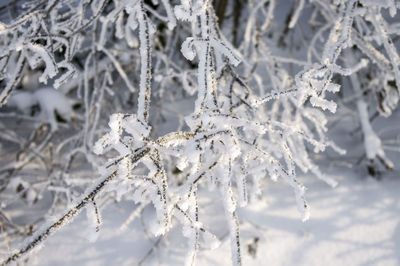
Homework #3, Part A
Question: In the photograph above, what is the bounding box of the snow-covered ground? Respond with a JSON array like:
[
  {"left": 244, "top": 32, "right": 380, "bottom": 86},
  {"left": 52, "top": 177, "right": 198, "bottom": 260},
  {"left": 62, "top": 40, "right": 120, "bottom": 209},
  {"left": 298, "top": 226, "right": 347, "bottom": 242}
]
[{"left": 31, "top": 166, "right": 400, "bottom": 266}]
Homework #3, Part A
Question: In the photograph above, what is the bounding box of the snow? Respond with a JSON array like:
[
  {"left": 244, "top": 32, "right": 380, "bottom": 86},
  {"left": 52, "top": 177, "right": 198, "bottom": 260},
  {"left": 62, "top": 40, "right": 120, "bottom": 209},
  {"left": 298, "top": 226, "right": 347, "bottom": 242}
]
[
  {"left": 30, "top": 168, "right": 400, "bottom": 266},
  {"left": 26, "top": 43, "right": 58, "bottom": 84},
  {"left": 6, "top": 87, "right": 75, "bottom": 131},
  {"left": 160, "top": 0, "right": 176, "bottom": 30},
  {"left": 288, "top": 0, "right": 304, "bottom": 29},
  {"left": 357, "top": 100, "right": 385, "bottom": 160},
  {"left": 33, "top": 88, "right": 75, "bottom": 131},
  {"left": 6, "top": 92, "right": 37, "bottom": 114}
]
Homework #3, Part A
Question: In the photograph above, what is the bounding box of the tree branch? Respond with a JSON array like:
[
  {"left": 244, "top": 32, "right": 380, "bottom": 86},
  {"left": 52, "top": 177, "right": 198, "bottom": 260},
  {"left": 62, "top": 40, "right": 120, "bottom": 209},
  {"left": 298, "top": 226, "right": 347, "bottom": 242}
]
[{"left": 0, "top": 147, "right": 150, "bottom": 266}]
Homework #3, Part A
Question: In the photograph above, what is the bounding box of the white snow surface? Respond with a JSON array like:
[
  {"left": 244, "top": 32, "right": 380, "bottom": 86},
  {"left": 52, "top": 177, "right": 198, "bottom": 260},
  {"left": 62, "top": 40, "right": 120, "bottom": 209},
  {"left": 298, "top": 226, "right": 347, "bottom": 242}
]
[
  {"left": 30, "top": 168, "right": 400, "bottom": 266},
  {"left": 7, "top": 87, "right": 75, "bottom": 131}
]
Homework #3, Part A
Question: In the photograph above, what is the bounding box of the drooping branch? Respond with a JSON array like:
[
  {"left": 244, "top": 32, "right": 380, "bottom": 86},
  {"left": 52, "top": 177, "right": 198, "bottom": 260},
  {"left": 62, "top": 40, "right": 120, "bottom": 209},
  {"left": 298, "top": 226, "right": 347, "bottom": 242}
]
[{"left": 0, "top": 147, "right": 150, "bottom": 266}]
